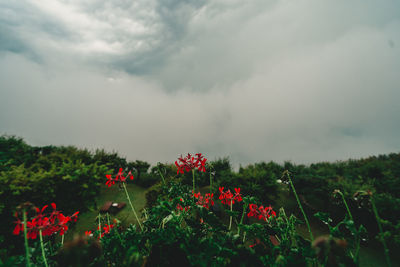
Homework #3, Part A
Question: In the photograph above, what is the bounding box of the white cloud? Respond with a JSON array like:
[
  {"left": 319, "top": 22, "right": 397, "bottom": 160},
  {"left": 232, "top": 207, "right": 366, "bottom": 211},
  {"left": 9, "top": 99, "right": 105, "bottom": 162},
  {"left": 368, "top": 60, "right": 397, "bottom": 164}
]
[{"left": 1, "top": 0, "right": 400, "bottom": 167}]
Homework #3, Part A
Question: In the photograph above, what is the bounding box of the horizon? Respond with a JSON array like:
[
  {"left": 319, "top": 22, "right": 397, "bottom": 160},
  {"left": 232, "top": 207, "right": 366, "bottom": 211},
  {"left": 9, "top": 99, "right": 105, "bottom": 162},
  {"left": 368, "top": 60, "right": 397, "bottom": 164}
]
[{"left": 3, "top": 134, "right": 398, "bottom": 171}]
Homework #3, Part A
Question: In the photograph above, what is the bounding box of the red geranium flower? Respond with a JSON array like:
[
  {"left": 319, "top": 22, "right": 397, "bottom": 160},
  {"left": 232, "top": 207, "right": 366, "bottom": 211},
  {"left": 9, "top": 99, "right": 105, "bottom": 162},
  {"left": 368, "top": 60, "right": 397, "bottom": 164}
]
[
  {"left": 13, "top": 212, "right": 24, "bottom": 236},
  {"left": 176, "top": 198, "right": 190, "bottom": 212},
  {"left": 99, "top": 224, "right": 115, "bottom": 238},
  {"left": 175, "top": 153, "right": 207, "bottom": 174},
  {"left": 13, "top": 203, "right": 79, "bottom": 239},
  {"left": 193, "top": 192, "right": 214, "bottom": 209},
  {"left": 219, "top": 187, "right": 243, "bottom": 205},
  {"left": 105, "top": 168, "right": 134, "bottom": 187},
  {"left": 247, "top": 203, "right": 276, "bottom": 221}
]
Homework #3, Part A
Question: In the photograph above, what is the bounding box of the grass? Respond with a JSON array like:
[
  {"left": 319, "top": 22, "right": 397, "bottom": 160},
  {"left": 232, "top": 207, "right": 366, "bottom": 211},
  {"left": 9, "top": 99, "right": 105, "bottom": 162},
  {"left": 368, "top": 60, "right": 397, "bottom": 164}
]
[{"left": 65, "top": 183, "right": 147, "bottom": 240}]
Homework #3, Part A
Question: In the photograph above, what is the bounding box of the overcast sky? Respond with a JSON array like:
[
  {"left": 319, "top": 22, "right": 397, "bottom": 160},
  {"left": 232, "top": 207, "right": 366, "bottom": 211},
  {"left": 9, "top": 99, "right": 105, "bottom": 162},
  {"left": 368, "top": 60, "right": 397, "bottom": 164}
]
[{"left": 1, "top": 0, "right": 400, "bottom": 168}]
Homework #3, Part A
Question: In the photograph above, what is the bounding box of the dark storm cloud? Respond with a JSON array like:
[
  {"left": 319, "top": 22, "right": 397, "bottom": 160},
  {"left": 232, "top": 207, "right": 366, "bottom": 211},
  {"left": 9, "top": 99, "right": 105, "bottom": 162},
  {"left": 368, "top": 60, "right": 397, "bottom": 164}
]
[
  {"left": 111, "top": 0, "right": 208, "bottom": 75},
  {"left": 1, "top": 0, "right": 400, "bottom": 167},
  {"left": 0, "top": 1, "right": 74, "bottom": 61},
  {"left": 0, "top": 26, "right": 32, "bottom": 57},
  {"left": 0, "top": 0, "right": 209, "bottom": 77}
]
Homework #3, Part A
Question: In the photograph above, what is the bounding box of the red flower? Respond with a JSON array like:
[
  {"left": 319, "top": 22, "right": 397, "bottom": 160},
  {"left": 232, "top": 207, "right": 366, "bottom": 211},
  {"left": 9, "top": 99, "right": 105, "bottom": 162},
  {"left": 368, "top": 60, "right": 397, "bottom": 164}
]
[
  {"left": 85, "top": 230, "right": 92, "bottom": 236},
  {"left": 193, "top": 192, "right": 214, "bottom": 209},
  {"left": 13, "top": 212, "right": 24, "bottom": 236},
  {"left": 247, "top": 204, "right": 258, "bottom": 217},
  {"left": 175, "top": 153, "right": 207, "bottom": 174},
  {"left": 105, "top": 168, "right": 134, "bottom": 187},
  {"left": 12, "top": 203, "right": 79, "bottom": 239},
  {"left": 219, "top": 187, "right": 243, "bottom": 205},
  {"left": 249, "top": 238, "right": 261, "bottom": 248},
  {"left": 176, "top": 198, "right": 190, "bottom": 212},
  {"left": 103, "top": 224, "right": 114, "bottom": 234},
  {"left": 176, "top": 203, "right": 184, "bottom": 211},
  {"left": 100, "top": 224, "right": 115, "bottom": 238},
  {"left": 247, "top": 203, "right": 276, "bottom": 221},
  {"left": 234, "top": 188, "right": 243, "bottom": 202}
]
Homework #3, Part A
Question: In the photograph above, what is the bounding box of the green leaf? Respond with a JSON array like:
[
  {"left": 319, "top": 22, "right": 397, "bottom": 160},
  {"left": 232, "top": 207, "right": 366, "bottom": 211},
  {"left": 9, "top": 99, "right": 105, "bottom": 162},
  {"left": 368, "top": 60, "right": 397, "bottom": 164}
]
[{"left": 314, "top": 212, "right": 332, "bottom": 226}]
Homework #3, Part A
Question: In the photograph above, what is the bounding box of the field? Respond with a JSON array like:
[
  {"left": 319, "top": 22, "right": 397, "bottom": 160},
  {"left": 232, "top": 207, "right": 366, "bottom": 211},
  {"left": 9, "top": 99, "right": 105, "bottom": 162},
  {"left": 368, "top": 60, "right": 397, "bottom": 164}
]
[
  {"left": 67, "top": 183, "right": 397, "bottom": 266},
  {"left": 67, "top": 184, "right": 147, "bottom": 239},
  {"left": 1, "top": 136, "right": 400, "bottom": 266}
]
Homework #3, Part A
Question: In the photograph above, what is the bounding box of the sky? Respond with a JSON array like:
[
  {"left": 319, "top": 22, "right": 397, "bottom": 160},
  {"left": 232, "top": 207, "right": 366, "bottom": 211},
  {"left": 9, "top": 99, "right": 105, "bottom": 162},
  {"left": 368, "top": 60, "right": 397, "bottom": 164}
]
[{"left": 1, "top": 0, "right": 400, "bottom": 168}]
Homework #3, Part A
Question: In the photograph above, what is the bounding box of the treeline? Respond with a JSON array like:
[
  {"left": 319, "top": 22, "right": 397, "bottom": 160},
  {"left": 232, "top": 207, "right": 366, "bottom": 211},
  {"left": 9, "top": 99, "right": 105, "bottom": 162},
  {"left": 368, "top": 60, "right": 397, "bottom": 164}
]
[{"left": 1, "top": 135, "right": 399, "bottom": 255}]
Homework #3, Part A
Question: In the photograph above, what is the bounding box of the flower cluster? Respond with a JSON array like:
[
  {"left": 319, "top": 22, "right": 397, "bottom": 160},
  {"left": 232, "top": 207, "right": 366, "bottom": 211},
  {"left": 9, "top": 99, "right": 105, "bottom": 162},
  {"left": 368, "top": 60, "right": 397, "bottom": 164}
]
[
  {"left": 105, "top": 168, "right": 134, "bottom": 187},
  {"left": 85, "top": 218, "right": 118, "bottom": 239},
  {"left": 176, "top": 198, "right": 190, "bottom": 212},
  {"left": 175, "top": 153, "right": 207, "bottom": 174},
  {"left": 13, "top": 203, "right": 79, "bottom": 239},
  {"left": 98, "top": 224, "right": 115, "bottom": 238},
  {"left": 193, "top": 192, "right": 214, "bottom": 209},
  {"left": 219, "top": 187, "right": 243, "bottom": 205},
  {"left": 247, "top": 204, "right": 276, "bottom": 222}
]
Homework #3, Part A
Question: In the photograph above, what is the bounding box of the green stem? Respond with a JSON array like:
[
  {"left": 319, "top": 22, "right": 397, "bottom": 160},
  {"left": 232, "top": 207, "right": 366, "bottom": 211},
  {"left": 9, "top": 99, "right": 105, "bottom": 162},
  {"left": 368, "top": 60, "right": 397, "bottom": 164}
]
[
  {"left": 237, "top": 203, "right": 247, "bottom": 235},
  {"left": 337, "top": 191, "right": 358, "bottom": 263},
  {"left": 285, "top": 171, "right": 314, "bottom": 241},
  {"left": 157, "top": 165, "right": 166, "bottom": 185},
  {"left": 61, "top": 234, "right": 64, "bottom": 245},
  {"left": 98, "top": 213, "right": 102, "bottom": 240},
  {"left": 354, "top": 235, "right": 360, "bottom": 264},
  {"left": 122, "top": 182, "right": 143, "bottom": 231},
  {"left": 22, "top": 210, "right": 31, "bottom": 267},
  {"left": 338, "top": 191, "right": 353, "bottom": 221},
  {"left": 39, "top": 230, "right": 49, "bottom": 267},
  {"left": 229, "top": 199, "right": 233, "bottom": 230},
  {"left": 192, "top": 169, "right": 195, "bottom": 199},
  {"left": 210, "top": 172, "right": 213, "bottom": 194},
  {"left": 143, "top": 208, "right": 149, "bottom": 220},
  {"left": 106, "top": 212, "right": 111, "bottom": 226},
  {"left": 371, "top": 196, "right": 391, "bottom": 267},
  {"left": 110, "top": 214, "right": 122, "bottom": 243}
]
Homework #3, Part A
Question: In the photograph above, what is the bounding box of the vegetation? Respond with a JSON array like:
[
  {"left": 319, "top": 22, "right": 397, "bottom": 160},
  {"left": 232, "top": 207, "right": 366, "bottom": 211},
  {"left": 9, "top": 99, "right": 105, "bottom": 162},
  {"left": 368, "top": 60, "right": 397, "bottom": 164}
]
[{"left": 1, "top": 135, "right": 399, "bottom": 266}]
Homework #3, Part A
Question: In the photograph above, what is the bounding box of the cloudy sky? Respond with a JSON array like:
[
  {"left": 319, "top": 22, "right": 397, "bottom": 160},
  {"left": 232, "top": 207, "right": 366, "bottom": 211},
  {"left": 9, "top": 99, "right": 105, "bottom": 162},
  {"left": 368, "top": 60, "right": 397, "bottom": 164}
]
[{"left": 1, "top": 0, "right": 400, "bottom": 168}]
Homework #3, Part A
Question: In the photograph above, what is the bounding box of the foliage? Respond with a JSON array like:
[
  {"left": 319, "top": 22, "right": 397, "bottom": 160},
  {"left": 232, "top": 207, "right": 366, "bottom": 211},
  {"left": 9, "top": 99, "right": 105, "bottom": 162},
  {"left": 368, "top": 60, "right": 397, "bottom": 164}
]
[
  {"left": 2, "top": 136, "right": 400, "bottom": 265},
  {"left": 98, "top": 181, "right": 318, "bottom": 267},
  {"left": 9, "top": 180, "right": 368, "bottom": 266},
  {"left": 0, "top": 135, "right": 149, "bottom": 256}
]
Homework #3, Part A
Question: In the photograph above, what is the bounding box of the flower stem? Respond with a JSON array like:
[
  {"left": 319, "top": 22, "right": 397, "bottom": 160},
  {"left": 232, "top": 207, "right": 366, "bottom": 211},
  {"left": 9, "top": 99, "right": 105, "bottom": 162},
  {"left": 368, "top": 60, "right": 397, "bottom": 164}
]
[
  {"left": 337, "top": 190, "right": 358, "bottom": 263},
  {"left": 22, "top": 210, "right": 31, "bottom": 267},
  {"left": 39, "top": 230, "right": 49, "bottom": 267},
  {"left": 122, "top": 182, "right": 143, "bottom": 231},
  {"left": 98, "top": 213, "right": 102, "bottom": 240},
  {"left": 229, "top": 199, "right": 233, "bottom": 230},
  {"left": 106, "top": 212, "right": 111, "bottom": 226},
  {"left": 337, "top": 191, "right": 353, "bottom": 221},
  {"left": 354, "top": 239, "right": 360, "bottom": 265},
  {"left": 237, "top": 203, "right": 247, "bottom": 235},
  {"left": 371, "top": 196, "right": 391, "bottom": 267},
  {"left": 157, "top": 164, "right": 166, "bottom": 185},
  {"left": 61, "top": 234, "right": 64, "bottom": 245},
  {"left": 284, "top": 171, "right": 314, "bottom": 241},
  {"left": 210, "top": 171, "right": 213, "bottom": 194},
  {"left": 192, "top": 169, "right": 195, "bottom": 199}
]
